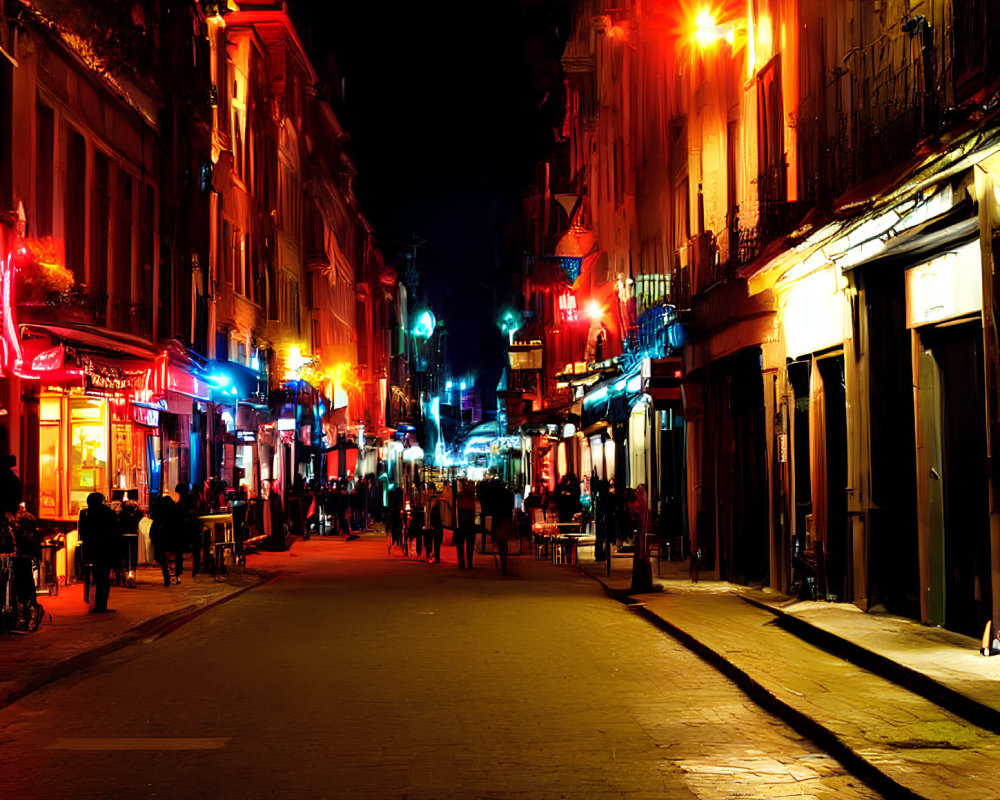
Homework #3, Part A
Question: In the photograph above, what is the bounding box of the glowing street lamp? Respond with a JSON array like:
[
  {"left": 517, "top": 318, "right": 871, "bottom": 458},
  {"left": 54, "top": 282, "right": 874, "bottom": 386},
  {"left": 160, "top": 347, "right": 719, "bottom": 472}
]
[
  {"left": 412, "top": 309, "right": 436, "bottom": 340},
  {"left": 693, "top": 8, "right": 732, "bottom": 47},
  {"left": 499, "top": 310, "right": 522, "bottom": 344},
  {"left": 585, "top": 300, "right": 604, "bottom": 321}
]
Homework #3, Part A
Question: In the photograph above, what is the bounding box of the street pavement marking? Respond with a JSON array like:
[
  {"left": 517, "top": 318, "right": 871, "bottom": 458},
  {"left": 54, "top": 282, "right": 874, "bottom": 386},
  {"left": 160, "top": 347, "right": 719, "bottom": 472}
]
[{"left": 46, "top": 737, "right": 231, "bottom": 751}]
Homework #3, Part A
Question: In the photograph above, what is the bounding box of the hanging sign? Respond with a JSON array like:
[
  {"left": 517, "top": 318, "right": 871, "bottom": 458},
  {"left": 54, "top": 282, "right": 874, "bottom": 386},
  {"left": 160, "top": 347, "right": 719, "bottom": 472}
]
[
  {"left": 133, "top": 405, "right": 160, "bottom": 428},
  {"left": 558, "top": 292, "right": 580, "bottom": 322}
]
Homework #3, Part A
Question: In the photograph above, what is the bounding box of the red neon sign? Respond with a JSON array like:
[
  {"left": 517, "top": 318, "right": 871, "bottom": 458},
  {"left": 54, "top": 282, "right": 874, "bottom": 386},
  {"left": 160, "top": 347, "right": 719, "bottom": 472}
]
[{"left": 558, "top": 292, "right": 579, "bottom": 323}]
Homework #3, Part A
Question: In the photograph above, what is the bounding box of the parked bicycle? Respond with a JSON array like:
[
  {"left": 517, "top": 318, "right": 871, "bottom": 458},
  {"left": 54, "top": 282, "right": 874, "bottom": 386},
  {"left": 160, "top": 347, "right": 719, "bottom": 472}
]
[{"left": 1, "top": 531, "right": 49, "bottom": 635}]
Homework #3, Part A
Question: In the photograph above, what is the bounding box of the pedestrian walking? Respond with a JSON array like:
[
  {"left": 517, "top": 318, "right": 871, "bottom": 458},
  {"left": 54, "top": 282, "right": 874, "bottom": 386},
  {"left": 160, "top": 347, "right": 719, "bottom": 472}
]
[
  {"left": 388, "top": 485, "right": 404, "bottom": 552},
  {"left": 428, "top": 490, "right": 444, "bottom": 563},
  {"left": 149, "top": 494, "right": 184, "bottom": 586},
  {"left": 409, "top": 481, "right": 426, "bottom": 559},
  {"left": 592, "top": 470, "right": 610, "bottom": 561},
  {"left": 454, "top": 479, "right": 476, "bottom": 570},
  {"left": 555, "top": 474, "right": 578, "bottom": 523},
  {"left": 78, "top": 493, "right": 119, "bottom": 613},
  {"left": 116, "top": 495, "right": 143, "bottom": 586},
  {"left": 334, "top": 480, "right": 351, "bottom": 538},
  {"left": 176, "top": 483, "right": 205, "bottom": 577},
  {"left": 491, "top": 483, "right": 515, "bottom": 576}
]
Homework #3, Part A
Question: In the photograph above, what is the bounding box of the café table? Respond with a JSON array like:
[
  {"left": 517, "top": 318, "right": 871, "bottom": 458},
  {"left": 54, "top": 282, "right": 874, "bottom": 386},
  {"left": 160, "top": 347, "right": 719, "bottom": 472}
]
[{"left": 198, "top": 512, "right": 235, "bottom": 575}]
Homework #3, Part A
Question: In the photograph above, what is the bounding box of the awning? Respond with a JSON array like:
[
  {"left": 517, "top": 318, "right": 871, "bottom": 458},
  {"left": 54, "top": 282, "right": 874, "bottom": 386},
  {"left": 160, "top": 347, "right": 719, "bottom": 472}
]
[
  {"left": 204, "top": 359, "right": 262, "bottom": 401},
  {"left": 582, "top": 420, "right": 611, "bottom": 438},
  {"left": 19, "top": 322, "right": 157, "bottom": 360},
  {"left": 17, "top": 323, "right": 154, "bottom": 390},
  {"left": 843, "top": 199, "right": 980, "bottom": 273}
]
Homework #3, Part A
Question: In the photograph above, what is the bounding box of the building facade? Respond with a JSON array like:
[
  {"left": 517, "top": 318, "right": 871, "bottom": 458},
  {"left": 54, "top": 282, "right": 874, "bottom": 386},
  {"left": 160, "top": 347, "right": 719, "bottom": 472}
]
[
  {"left": 0, "top": 0, "right": 395, "bottom": 583},
  {"left": 513, "top": 0, "right": 1000, "bottom": 637}
]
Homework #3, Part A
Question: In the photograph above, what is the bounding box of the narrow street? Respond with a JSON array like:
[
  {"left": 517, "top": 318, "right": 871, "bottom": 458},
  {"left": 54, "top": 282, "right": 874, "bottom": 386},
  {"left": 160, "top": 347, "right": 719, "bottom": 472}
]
[{"left": 0, "top": 538, "right": 878, "bottom": 800}]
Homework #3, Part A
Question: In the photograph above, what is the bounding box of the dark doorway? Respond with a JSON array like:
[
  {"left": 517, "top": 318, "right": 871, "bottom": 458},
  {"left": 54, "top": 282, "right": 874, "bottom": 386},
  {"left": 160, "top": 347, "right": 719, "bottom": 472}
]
[
  {"left": 924, "top": 321, "right": 991, "bottom": 637},
  {"left": 864, "top": 266, "right": 919, "bottom": 618},
  {"left": 706, "top": 348, "right": 768, "bottom": 585},
  {"left": 817, "top": 354, "right": 848, "bottom": 602}
]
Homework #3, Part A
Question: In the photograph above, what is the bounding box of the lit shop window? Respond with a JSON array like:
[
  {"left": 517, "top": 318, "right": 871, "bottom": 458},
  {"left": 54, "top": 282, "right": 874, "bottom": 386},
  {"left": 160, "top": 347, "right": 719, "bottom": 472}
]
[
  {"left": 558, "top": 292, "right": 579, "bottom": 322},
  {"left": 69, "top": 397, "right": 108, "bottom": 515}
]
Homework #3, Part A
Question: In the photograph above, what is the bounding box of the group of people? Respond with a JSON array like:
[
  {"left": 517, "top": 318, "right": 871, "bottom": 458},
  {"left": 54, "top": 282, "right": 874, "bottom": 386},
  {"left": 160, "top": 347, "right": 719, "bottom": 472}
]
[
  {"left": 300, "top": 475, "right": 380, "bottom": 539},
  {"left": 78, "top": 479, "right": 232, "bottom": 612},
  {"left": 386, "top": 479, "right": 446, "bottom": 563},
  {"left": 74, "top": 483, "right": 199, "bottom": 613},
  {"left": 384, "top": 475, "right": 520, "bottom": 575}
]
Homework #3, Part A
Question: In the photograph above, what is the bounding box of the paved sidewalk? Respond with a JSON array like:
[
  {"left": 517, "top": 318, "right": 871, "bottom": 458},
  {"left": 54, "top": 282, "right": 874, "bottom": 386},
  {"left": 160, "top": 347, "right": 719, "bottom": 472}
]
[
  {"left": 0, "top": 557, "right": 277, "bottom": 710},
  {"left": 574, "top": 551, "right": 1000, "bottom": 800}
]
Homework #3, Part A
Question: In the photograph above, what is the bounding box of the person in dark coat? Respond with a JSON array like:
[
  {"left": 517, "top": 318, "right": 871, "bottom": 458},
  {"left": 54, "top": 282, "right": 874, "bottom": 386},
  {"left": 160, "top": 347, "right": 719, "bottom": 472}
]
[
  {"left": 331, "top": 482, "right": 350, "bottom": 538},
  {"left": 491, "top": 484, "right": 516, "bottom": 576},
  {"left": 116, "top": 496, "right": 144, "bottom": 585},
  {"left": 78, "top": 493, "right": 119, "bottom": 613},
  {"left": 149, "top": 494, "right": 183, "bottom": 587},
  {"left": 0, "top": 454, "right": 22, "bottom": 555},
  {"left": 427, "top": 491, "right": 444, "bottom": 564},
  {"left": 387, "top": 485, "right": 404, "bottom": 552},
  {"left": 555, "top": 474, "right": 577, "bottom": 523},
  {"left": 455, "top": 480, "right": 477, "bottom": 570},
  {"left": 592, "top": 470, "right": 610, "bottom": 561},
  {"left": 176, "top": 483, "right": 205, "bottom": 576}
]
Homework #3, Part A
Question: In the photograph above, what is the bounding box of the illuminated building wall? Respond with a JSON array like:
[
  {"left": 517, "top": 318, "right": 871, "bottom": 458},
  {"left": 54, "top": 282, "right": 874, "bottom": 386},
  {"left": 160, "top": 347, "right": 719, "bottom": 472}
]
[{"left": 551, "top": 0, "right": 1000, "bottom": 634}]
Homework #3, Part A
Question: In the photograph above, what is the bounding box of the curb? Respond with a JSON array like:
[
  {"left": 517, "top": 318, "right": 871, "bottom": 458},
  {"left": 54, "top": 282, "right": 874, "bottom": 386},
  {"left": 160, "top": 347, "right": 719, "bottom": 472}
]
[
  {"left": 0, "top": 569, "right": 278, "bottom": 713},
  {"left": 739, "top": 594, "right": 1000, "bottom": 736},
  {"left": 577, "top": 565, "right": 927, "bottom": 800}
]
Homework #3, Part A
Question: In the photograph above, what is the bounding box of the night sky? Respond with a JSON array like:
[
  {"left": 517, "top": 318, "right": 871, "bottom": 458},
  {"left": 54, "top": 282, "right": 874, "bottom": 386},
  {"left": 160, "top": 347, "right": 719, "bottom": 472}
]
[{"left": 290, "top": 1, "right": 569, "bottom": 383}]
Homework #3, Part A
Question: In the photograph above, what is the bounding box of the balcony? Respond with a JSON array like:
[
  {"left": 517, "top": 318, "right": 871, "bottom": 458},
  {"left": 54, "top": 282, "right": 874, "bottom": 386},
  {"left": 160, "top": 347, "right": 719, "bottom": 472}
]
[
  {"left": 619, "top": 273, "right": 678, "bottom": 360},
  {"left": 106, "top": 298, "right": 154, "bottom": 340},
  {"left": 626, "top": 303, "right": 676, "bottom": 360},
  {"left": 17, "top": 287, "right": 108, "bottom": 328}
]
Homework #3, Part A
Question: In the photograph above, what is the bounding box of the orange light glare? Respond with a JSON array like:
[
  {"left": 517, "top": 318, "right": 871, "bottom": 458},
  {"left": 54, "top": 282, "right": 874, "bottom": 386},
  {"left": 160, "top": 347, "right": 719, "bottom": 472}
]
[
  {"left": 694, "top": 8, "right": 724, "bottom": 46},
  {"left": 585, "top": 300, "right": 603, "bottom": 321}
]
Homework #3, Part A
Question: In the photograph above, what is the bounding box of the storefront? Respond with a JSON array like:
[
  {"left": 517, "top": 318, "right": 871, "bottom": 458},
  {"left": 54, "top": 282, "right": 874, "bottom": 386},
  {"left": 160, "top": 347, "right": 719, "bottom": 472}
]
[
  {"left": 22, "top": 337, "right": 155, "bottom": 521},
  {"left": 905, "top": 241, "right": 991, "bottom": 637},
  {"left": 778, "top": 265, "right": 853, "bottom": 602},
  {"left": 37, "top": 391, "right": 156, "bottom": 520}
]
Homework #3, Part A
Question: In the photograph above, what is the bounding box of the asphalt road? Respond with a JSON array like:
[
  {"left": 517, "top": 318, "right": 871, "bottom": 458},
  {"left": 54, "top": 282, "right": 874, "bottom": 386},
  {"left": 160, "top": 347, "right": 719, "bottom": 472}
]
[{"left": 0, "top": 536, "right": 881, "bottom": 800}]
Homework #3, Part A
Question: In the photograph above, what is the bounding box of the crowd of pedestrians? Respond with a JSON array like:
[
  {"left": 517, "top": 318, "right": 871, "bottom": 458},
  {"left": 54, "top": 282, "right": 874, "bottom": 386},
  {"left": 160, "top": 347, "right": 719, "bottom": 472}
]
[
  {"left": 382, "top": 475, "right": 523, "bottom": 576},
  {"left": 297, "top": 474, "right": 381, "bottom": 540}
]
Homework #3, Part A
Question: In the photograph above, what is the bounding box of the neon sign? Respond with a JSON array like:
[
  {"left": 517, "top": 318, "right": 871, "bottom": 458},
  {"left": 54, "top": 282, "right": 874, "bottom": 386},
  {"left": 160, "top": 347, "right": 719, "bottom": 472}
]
[{"left": 558, "top": 293, "right": 579, "bottom": 322}]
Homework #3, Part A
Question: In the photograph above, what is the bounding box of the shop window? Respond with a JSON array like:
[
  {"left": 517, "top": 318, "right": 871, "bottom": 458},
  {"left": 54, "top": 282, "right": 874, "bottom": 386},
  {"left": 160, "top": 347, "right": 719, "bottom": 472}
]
[
  {"left": 91, "top": 152, "right": 110, "bottom": 302},
  {"left": 291, "top": 280, "right": 301, "bottom": 336},
  {"left": 140, "top": 184, "right": 155, "bottom": 306},
  {"left": 115, "top": 170, "right": 134, "bottom": 308},
  {"left": 222, "top": 220, "right": 232, "bottom": 285},
  {"left": 65, "top": 129, "right": 87, "bottom": 283},
  {"left": 35, "top": 103, "right": 54, "bottom": 238},
  {"left": 38, "top": 396, "right": 62, "bottom": 519},
  {"left": 234, "top": 229, "right": 245, "bottom": 296},
  {"left": 68, "top": 397, "right": 108, "bottom": 516},
  {"left": 112, "top": 419, "right": 133, "bottom": 491}
]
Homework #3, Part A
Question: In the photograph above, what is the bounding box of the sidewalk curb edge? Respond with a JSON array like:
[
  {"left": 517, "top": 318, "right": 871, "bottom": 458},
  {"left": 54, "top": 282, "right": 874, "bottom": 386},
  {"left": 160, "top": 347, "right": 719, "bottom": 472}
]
[
  {"left": 740, "top": 594, "right": 1000, "bottom": 736},
  {"left": 577, "top": 565, "right": 926, "bottom": 800}
]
